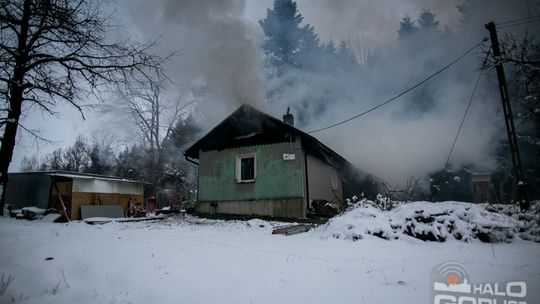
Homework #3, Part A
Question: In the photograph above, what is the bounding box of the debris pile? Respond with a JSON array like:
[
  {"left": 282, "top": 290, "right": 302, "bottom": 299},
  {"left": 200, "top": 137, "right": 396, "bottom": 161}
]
[{"left": 7, "top": 206, "right": 66, "bottom": 222}]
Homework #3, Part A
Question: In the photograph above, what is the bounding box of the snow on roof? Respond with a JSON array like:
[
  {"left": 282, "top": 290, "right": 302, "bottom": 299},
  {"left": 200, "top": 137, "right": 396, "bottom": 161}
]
[
  {"left": 39, "top": 171, "right": 147, "bottom": 184},
  {"left": 48, "top": 172, "right": 146, "bottom": 184}
]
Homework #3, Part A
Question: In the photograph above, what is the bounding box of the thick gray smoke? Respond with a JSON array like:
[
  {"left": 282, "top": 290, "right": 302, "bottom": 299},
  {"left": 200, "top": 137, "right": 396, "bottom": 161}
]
[
  {"left": 258, "top": 0, "right": 539, "bottom": 187},
  {"left": 116, "top": 0, "right": 539, "bottom": 187},
  {"left": 119, "top": 0, "right": 267, "bottom": 125}
]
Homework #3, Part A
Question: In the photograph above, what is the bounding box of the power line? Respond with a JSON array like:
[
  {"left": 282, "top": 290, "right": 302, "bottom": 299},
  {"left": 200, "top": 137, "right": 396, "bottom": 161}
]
[
  {"left": 498, "top": 19, "right": 540, "bottom": 30},
  {"left": 442, "top": 50, "right": 490, "bottom": 173},
  {"left": 497, "top": 15, "right": 540, "bottom": 26},
  {"left": 430, "top": 50, "right": 490, "bottom": 202},
  {"left": 307, "top": 39, "right": 487, "bottom": 134}
]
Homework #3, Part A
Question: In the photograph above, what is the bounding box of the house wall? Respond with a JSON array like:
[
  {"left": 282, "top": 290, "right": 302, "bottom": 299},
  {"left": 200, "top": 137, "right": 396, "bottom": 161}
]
[
  {"left": 306, "top": 154, "right": 343, "bottom": 208},
  {"left": 197, "top": 198, "right": 305, "bottom": 218},
  {"left": 197, "top": 141, "right": 307, "bottom": 218}
]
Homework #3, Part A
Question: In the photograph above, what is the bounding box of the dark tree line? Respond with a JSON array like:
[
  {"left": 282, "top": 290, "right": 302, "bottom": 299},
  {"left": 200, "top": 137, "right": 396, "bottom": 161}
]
[
  {"left": 379, "top": 10, "right": 452, "bottom": 114},
  {"left": 260, "top": 0, "right": 360, "bottom": 74},
  {"left": 260, "top": 0, "right": 539, "bottom": 203},
  {"left": 21, "top": 116, "right": 201, "bottom": 196}
]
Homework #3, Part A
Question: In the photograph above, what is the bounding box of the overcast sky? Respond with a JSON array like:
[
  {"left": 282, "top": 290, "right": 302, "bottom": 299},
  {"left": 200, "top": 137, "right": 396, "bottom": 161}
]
[{"left": 12, "top": 0, "right": 539, "bottom": 184}]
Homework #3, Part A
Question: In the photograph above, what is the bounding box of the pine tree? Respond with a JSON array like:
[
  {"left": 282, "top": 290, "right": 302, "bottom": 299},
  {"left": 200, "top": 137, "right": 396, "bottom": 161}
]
[
  {"left": 418, "top": 10, "right": 439, "bottom": 30},
  {"left": 115, "top": 145, "right": 145, "bottom": 180},
  {"left": 395, "top": 11, "right": 450, "bottom": 113},
  {"left": 259, "top": 0, "right": 304, "bottom": 69},
  {"left": 259, "top": 0, "right": 363, "bottom": 125},
  {"left": 87, "top": 145, "right": 103, "bottom": 174},
  {"left": 397, "top": 16, "right": 419, "bottom": 40},
  {"left": 163, "top": 116, "right": 201, "bottom": 150},
  {"left": 319, "top": 40, "right": 338, "bottom": 73},
  {"left": 259, "top": 0, "right": 321, "bottom": 73},
  {"left": 86, "top": 144, "right": 114, "bottom": 175}
]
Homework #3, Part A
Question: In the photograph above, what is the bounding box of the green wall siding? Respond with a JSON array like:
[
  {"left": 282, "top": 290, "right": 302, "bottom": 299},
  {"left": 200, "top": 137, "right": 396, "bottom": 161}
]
[{"left": 198, "top": 142, "right": 305, "bottom": 202}]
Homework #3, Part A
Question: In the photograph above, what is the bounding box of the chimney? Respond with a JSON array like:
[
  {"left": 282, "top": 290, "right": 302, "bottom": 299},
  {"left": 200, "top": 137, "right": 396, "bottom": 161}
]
[{"left": 283, "top": 107, "right": 294, "bottom": 126}]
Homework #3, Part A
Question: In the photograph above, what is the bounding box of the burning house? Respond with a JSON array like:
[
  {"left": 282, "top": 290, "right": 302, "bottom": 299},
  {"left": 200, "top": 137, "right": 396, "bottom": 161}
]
[{"left": 185, "top": 104, "right": 379, "bottom": 219}]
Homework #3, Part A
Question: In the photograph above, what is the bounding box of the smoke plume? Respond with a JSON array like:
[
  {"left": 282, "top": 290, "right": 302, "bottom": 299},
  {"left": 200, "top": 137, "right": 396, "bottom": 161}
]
[{"left": 119, "top": 0, "right": 539, "bottom": 188}]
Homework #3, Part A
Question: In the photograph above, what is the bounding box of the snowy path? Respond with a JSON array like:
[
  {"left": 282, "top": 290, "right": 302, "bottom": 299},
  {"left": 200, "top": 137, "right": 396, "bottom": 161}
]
[{"left": 1, "top": 216, "right": 539, "bottom": 303}]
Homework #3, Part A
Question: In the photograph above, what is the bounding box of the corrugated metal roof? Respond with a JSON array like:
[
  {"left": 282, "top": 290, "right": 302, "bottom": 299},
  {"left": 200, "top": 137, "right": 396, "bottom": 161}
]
[
  {"left": 47, "top": 172, "right": 146, "bottom": 184},
  {"left": 9, "top": 170, "right": 148, "bottom": 184}
]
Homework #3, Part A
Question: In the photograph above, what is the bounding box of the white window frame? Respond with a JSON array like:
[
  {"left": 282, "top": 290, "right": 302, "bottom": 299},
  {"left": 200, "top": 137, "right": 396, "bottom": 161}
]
[{"left": 236, "top": 153, "right": 257, "bottom": 183}]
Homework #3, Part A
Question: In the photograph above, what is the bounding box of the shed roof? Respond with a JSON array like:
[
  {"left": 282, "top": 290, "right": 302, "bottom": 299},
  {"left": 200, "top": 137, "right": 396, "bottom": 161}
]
[
  {"left": 10, "top": 170, "right": 147, "bottom": 184},
  {"left": 49, "top": 172, "right": 147, "bottom": 184},
  {"left": 184, "top": 104, "right": 354, "bottom": 171}
]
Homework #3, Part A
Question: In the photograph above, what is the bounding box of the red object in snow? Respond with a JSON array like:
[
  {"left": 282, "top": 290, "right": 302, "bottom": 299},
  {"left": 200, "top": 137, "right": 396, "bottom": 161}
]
[{"left": 147, "top": 196, "right": 157, "bottom": 214}]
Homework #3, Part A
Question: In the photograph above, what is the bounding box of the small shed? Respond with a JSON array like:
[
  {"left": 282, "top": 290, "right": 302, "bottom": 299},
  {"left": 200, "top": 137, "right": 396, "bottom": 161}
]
[
  {"left": 5, "top": 171, "right": 145, "bottom": 220},
  {"left": 185, "top": 104, "right": 380, "bottom": 219},
  {"left": 471, "top": 174, "right": 494, "bottom": 203}
]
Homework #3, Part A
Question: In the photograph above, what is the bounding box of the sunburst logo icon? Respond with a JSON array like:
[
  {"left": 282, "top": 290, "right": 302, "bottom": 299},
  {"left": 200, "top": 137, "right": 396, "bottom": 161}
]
[
  {"left": 446, "top": 274, "right": 461, "bottom": 285},
  {"left": 433, "top": 262, "right": 471, "bottom": 293}
]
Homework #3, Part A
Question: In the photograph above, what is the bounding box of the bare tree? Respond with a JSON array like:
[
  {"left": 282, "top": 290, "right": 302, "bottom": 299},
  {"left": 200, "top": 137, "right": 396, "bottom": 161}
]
[
  {"left": 0, "top": 0, "right": 166, "bottom": 212},
  {"left": 487, "top": 32, "right": 539, "bottom": 125},
  {"left": 115, "top": 78, "right": 197, "bottom": 190},
  {"left": 63, "top": 135, "right": 90, "bottom": 172},
  {"left": 382, "top": 176, "right": 421, "bottom": 204},
  {"left": 89, "top": 129, "right": 118, "bottom": 154},
  {"left": 118, "top": 81, "right": 165, "bottom": 157},
  {"left": 19, "top": 155, "right": 39, "bottom": 172},
  {"left": 41, "top": 148, "right": 65, "bottom": 170},
  {"left": 491, "top": 32, "right": 540, "bottom": 200}
]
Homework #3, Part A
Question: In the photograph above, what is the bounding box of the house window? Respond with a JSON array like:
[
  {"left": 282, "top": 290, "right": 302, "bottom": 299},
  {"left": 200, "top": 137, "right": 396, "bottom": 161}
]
[{"left": 236, "top": 153, "right": 256, "bottom": 183}]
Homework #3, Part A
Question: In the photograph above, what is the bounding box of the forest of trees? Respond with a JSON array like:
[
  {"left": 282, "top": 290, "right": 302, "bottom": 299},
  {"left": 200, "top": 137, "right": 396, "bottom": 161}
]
[
  {"left": 259, "top": 0, "right": 363, "bottom": 124},
  {"left": 259, "top": 0, "right": 539, "bottom": 203}
]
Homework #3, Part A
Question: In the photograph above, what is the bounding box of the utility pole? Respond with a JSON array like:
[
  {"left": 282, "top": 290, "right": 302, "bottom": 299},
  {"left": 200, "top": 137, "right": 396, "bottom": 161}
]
[{"left": 485, "top": 21, "right": 530, "bottom": 210}]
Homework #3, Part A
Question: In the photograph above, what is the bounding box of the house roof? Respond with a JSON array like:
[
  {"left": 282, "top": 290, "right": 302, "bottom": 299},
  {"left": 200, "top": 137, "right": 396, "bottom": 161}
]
[{"left": 184, "top": 104, "right": 354, "bottom": 171}]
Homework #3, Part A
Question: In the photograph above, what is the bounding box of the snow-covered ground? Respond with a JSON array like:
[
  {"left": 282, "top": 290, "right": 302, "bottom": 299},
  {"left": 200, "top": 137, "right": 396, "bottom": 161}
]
[{"left": 1, "top": 210, "right": 539, "bottom": 304}]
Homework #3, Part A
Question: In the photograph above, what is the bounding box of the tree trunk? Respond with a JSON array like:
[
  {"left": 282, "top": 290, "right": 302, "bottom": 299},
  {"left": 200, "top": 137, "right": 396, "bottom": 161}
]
[
  {"left": 0, "top": 89, "right": 24, "bottom": 215},
  {"left": 0, "top": 0, "right": 30, "bottom": 215}
]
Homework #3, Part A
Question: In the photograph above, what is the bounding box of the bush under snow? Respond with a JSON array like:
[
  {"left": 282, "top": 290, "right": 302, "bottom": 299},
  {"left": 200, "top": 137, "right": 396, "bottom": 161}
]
[
  {"left": 315, "top": 201, "right": 539, "bottom": 243},
  {"left": 484, "top": 202, "right": 540, "bottom": 242}
]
